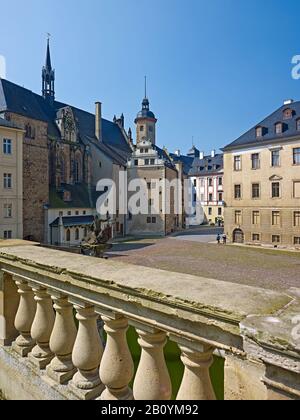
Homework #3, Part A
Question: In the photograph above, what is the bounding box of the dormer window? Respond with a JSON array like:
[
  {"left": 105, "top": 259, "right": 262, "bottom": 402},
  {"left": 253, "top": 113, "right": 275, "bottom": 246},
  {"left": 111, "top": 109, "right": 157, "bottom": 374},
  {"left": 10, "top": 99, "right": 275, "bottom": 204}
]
[
  {"left": 256, "top": 127, "right": 263, "bottom": 138},
  {"left": 296, "top": 119, "right": 300, "bottom": 131},
  {"left": 283, "top": 108, "right": 293, "bottom": 120},
  {"left": 275, "top": 123, "right": 283, "bottom": 135}
]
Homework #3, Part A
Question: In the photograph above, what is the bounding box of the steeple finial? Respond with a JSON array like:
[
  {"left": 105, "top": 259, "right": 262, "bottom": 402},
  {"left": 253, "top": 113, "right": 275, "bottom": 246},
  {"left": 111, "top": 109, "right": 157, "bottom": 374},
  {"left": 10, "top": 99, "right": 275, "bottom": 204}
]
[{"left": 144, "top": 76, "right": 147, "bottom": 99}]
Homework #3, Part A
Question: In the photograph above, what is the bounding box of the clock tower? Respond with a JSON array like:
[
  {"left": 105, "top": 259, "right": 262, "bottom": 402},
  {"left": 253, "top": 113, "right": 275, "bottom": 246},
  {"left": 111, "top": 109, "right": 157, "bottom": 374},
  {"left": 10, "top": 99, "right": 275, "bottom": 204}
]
[{"left": 135, "top": 78, "right": 157, "bottom": 145}]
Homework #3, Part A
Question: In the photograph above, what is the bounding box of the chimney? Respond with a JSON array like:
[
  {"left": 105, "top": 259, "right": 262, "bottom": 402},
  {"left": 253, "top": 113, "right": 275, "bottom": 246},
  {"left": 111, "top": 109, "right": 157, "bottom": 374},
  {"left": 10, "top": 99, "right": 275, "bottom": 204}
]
[
  {"left": 199, "top": 151, "right": 204, "bottom": 160},
  {"left": 175, "top": 149, "right": 181, "bottom": 156},
  {"left": 211, "top": 150, "right": 216, "bottom": 158},
  {"left": 284, "top": 99, "right": 294, "bottom": 106},
  {"left": 95, "top": 102, "right": 102, "bottom": 141}
]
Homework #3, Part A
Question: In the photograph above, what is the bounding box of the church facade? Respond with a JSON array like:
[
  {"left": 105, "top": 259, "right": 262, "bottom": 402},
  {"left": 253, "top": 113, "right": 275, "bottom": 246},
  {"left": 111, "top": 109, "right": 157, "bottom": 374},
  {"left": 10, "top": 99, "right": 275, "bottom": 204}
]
[{"left": 0, "top": 40, "right": 132, "bottom": 245}]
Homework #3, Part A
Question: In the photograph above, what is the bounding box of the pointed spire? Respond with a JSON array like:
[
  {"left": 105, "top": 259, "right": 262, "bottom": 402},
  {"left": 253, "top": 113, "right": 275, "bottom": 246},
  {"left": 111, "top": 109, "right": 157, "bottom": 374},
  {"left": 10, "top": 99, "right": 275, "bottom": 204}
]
[
  {"left": 45, "top": 34, "right": 52, "bottom": 70},
  {"left": 42, "top": 34, "right": 55, "bottom": 102},
  {"left": 144, "top": 76, "right": 147, "bottom": 99}
]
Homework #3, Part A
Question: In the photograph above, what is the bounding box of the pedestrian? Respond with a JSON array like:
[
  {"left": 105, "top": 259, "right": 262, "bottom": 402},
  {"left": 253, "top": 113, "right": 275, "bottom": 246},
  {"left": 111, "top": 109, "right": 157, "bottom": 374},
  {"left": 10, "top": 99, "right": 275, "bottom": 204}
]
[
  {"left": 222, "top": 234, "right": 227, "bottom": 245},
  {"left": 217, "top": 234, "right": 221, "bottom": 244}
]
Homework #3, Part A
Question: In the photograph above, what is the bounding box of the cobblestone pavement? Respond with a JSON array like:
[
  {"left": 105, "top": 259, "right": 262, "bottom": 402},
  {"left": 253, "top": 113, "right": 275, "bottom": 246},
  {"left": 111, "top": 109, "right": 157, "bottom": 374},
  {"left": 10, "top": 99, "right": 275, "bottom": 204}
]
[{"left": 108, "top": 231, "right": 300, "bottom": 292}]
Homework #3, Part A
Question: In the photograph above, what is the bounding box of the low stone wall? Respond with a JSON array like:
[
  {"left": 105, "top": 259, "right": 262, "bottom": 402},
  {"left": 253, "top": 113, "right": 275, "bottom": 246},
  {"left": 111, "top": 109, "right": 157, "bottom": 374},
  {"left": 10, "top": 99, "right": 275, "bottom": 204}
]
[{"left": 0, "top": 242, "right": 299, "bottom": 400}]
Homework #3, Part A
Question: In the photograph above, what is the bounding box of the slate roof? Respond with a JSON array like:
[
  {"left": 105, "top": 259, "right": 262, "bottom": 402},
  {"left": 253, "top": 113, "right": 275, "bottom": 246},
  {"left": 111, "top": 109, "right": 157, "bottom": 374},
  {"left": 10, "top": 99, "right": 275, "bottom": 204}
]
[
  {"left": 50, "top": 215, "right": 94, "bottom": 228},
  {"left": 189, "top": 154, "right": 224, "bottom": 177},
  {"left": 154, "top": 146, "right": 177, "bottom": 170},
  {"left": 169, "top": 153, "right": 194, "bottom": 175},
  {"left": 0, "top": 78, "right": 132, "bottom": 165},
  {"left": 224, "top": 101, "right": 300, "bottom": 151}
]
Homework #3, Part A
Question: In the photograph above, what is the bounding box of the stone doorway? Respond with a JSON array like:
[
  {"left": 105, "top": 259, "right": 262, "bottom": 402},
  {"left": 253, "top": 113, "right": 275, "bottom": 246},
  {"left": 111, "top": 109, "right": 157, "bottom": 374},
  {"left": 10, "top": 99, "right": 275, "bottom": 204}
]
[{"left": 233, "top": 229, "right": 244, "bottom": 244}]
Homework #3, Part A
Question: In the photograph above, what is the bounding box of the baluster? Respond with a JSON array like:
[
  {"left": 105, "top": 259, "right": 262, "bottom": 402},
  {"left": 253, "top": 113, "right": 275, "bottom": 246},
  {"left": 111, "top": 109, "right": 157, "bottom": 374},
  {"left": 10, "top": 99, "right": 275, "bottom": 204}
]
[
  {"left": 28, "top": 286, "right": 55, "bottom": 369},
  {"left": 12, "top": 278, "right": 36, "bottom": 357},
  {"left": 176, "top": 344, "right": 216, "bottom": 401},
  {"left": 69, "top": 304, "right": 104, "bottom": 400},
  {"left": 133, "top": 328, "right": 172, "bottom": 401},
  {"left": 100, "top": 315, "right": 134, "bottom": 400},
  {"left": 46, "top": 294, "right": 77, "bottom": 384}
]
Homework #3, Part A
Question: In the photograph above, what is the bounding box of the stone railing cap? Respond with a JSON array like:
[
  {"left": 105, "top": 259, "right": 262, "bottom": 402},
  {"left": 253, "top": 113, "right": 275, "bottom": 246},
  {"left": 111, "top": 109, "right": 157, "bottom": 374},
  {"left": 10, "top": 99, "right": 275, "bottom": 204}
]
[{"left": 0, "top": 245, "right": 292, "bottom": 326}]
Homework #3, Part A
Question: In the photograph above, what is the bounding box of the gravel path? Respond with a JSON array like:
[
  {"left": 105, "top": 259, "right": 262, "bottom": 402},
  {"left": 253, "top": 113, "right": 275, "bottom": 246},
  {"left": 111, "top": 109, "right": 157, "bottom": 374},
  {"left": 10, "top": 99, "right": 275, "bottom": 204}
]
[{"left": 108, "top": 237, "right": 300, "bottom": 292}]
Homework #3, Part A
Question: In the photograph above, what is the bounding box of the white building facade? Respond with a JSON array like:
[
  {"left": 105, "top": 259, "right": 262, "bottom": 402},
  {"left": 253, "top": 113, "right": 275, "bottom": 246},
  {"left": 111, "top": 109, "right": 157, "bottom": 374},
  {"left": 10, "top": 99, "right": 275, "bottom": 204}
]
[{"left": 188, "top": 151, "right": 224, "bottom": 226}]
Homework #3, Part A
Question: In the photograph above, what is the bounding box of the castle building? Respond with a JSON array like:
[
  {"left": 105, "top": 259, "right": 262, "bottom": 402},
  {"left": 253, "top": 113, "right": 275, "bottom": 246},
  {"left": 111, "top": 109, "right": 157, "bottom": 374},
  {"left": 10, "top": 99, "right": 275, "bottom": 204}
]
[
  {"left": 0, "top": 40, "right": 132, "bottom": 245},
  {"left": 127, "top": 90, "right": 184, "bottom": 236},
  {"left": 188, "top": 150, "right": 224, "bottom": 226},
  {"left": 0, "top": 118, "right": 24, "bottom": 240},
  {"left": 223, "top": 99, "right": 300, "bottom": 248}
]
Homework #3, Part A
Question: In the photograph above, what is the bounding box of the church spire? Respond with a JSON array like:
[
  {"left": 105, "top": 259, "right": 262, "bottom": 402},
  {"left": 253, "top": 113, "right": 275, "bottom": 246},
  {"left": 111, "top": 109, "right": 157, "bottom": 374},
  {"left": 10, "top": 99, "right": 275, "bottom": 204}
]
[
  {"left": 42, "top": 35, "right": 55, "bottom": 103},
  {"left": 45, "top": 36, "right": 52, "bottom": 71}
]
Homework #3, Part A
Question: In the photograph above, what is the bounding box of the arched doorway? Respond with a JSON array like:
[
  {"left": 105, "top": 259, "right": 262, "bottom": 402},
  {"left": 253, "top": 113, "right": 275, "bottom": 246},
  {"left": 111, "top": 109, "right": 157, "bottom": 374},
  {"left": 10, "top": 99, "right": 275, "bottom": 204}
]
[{"left": 233, "top": 229, "right": 244, "bottom": 244}]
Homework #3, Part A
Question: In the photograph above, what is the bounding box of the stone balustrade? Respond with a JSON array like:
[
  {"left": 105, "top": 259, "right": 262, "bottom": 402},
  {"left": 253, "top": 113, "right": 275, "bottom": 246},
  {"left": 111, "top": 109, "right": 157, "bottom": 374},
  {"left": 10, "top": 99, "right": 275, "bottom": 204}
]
[{"left": 0, "top": 242, "right": 299, "bottom": 400}]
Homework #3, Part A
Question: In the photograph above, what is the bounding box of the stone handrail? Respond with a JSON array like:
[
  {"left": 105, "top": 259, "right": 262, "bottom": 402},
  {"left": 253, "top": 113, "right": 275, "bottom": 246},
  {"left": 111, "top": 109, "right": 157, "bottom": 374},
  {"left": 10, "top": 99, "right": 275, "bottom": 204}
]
[{"left": 0, "top": 242, "right": 299, "bottom": 400}]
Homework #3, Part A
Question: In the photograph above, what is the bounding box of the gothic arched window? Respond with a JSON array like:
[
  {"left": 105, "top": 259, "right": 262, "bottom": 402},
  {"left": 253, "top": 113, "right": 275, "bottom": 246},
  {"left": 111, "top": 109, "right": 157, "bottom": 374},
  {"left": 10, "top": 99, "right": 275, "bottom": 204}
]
[
  {"left": 60, "top": 156, "right": 66, "bottom": 184},
  {"left": 75, "top": 157, "right": 82, "bottom": 183},
  {"left": 66, "top": 229, "right": 71, "bottom": 242}
]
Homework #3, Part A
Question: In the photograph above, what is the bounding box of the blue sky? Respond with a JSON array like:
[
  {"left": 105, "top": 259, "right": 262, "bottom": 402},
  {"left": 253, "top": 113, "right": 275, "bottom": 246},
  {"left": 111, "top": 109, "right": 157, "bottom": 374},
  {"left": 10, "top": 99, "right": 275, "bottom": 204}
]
[{"left": 0, "top": 0, "right": 300, "bottom": 154}]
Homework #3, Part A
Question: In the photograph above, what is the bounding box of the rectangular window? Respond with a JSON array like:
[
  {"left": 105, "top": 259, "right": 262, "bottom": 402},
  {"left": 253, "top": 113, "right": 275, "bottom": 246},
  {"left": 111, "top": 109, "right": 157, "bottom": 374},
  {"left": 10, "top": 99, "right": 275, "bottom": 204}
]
[
  {"left": 252, "top": 211, "right": 260, "bottom": 225},
  {"left": 4, "top": 230, "right": 12, "bottom": 239},
  {"left": 252, "top": 183, "right": 260, "bottom": 199},
  {"left": 208, "top": 178, "right": 213, "bottom": 187},
  {"left": 134, "top": 160, "right": 138, "bottom": 166},
  {"left": 140, "top": 126, "right": 144, "bottom": 132},
  {"left": 252, "top": 234, "right": 260, "bottom": 242},
  {"left": 251, "top": 153, "right": 260, "bottom": 170},
  {"left": 234, "top": 156, "right": 242, "bottom": 171},
  {"left": 272, "top": 211, "right": 281, "bottom": 226},
  {"left": 208, "top": 208, "right": 212, "bottom": 216},
  {"left": 209, "top": 193, "right": 213, "bottom": 202},
  {"left": 145, "top": 159, "right": 150, "bottom": 165},
  {"left": 271, "top": 150, "right": 280, "bottom": 167},
  {"left": 293, "top": 181, "right": 300, "bottom": 198},
  {"left": 272, "top": 235, "right": 281, "bottom": 244},
  {"left": 218, "top": 177, "right": 223, "bottom": 186},
  {"left": 218, "top": 208, "right": 222, "bottom": 216},
  {"left": 4, "top": 204, "right": 12, "bottom": 218},
  {"left": 234, "top": 184, "right": 241, "bottom": 199},
  {"left": 272, "top": 182, "right": 280, "bottom": 198},
  {"left": 152, "top": 217, "right": 157, "bottom": 224},
  {"left": 294, "top": 237, "right": 300, "bottom": 245},
  {"left": 3, "top": 173, "right": 12, "bottom": 189},
  {"left": 194, "top": 179, "right": 197, "bottom": 187},
  {"left": 145, "top": 149, "right": 149, "bottom": 153},
  {"left": 3, "top": 139, "right": 12, "bottom": 155},
  {"left": 235, "top": 210, "right": 242, "bottom": 225},
  {"left": 147, "top": 182, "right": 151, "bottom": 189},
  {"left": 294, "top": 211, "right": 300, "bottom": 227},
  {"left": 147, "top": 217, "right": 151, "bottom": 224},
  {"left": 150, "top": 159, "right": 155, "bottom": 165},
  {"left": 293, "top": 148, "right": 300, "bottom": 165},
  {"left": 218, "top": 193, "right": 223, "bottom": 202}
]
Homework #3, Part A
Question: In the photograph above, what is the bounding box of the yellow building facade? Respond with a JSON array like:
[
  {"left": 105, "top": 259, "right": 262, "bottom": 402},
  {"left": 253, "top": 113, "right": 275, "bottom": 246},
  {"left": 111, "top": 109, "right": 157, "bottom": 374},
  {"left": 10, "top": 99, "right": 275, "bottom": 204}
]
[
  {"left": 0, "top": 118, "right": 24, "bottom": 240},
  {"left": 224, "top": 100, "right": 300, "bottom": 248}
]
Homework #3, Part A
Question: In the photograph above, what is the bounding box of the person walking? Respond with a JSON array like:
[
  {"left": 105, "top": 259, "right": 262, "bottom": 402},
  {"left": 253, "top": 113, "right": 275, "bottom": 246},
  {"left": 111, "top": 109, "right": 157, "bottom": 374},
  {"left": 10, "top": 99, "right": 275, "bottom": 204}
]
[
  {"left": 222, "top": 234, "right": 227, "bottom": 245},
  {"left": 217, "top": 234, "right": 221, "bottom": 244}
]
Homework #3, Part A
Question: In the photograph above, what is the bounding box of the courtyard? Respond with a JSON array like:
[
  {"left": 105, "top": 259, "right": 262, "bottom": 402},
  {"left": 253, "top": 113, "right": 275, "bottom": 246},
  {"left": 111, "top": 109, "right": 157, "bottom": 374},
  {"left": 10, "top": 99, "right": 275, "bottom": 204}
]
[{"left": 108, "top": 228, "right": 300, "bottom": 292}]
